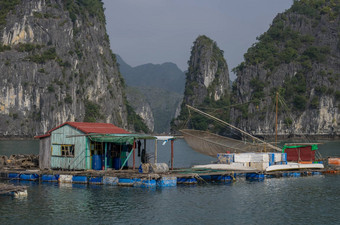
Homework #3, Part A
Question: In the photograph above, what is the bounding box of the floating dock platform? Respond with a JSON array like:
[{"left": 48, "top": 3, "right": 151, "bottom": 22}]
[{"left": 0, "top": 167, "right": 338, "bottom": 189}]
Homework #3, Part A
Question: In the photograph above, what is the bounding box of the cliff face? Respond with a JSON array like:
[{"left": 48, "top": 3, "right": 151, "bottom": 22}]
[
  {"left": 232, "top": 0, "right": 340, "bottom": 136},
  {"left": 183, "top": 35, "right": 230, "bottom": 106},
  {"left": 126, "top": 87, "right": 154, "bottom": 132},
  {"left": 172, "top": 35, "right": 230, "bottom": 131},
  {"left": 0, "top": 0, "right": 129, "bottom": 137}
]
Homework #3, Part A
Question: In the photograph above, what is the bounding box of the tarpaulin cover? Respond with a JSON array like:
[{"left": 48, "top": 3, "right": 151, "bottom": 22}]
[
  {"left": 88, "top": 134, "right": 156, "bottom": 144},
  {"left": 282, "top": 144, "right": 318, "bottom": 152},
  {"left": 284, "top": 146, "right": 316, "bottom": 162}
]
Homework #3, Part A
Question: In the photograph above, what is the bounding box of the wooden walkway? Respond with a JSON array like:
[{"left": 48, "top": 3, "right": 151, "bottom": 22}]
[{"left": 0, "top": 183, "right": 27, "bottom": 195}]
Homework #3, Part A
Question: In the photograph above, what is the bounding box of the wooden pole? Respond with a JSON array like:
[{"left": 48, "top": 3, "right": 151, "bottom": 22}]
[
  {"left": 154, "top": 139, "right": 157, "bottom": 163},
  {"left": 171, "top": 139, "right": 174, "bottom": 170},
  {"left": 275, "top": 92, "right": 279, "bottom": 147},
  {"left": 144, "top": 139, "right": 146, "bottom": 153},
  {"left": 104, "top": 142, "right": 107, "bottom": 170},
  {"left": 186, "top": 105, "right": 281, "bottom": 151},
  {"left": 133, "top": 139, "right": 136, "bottom": 170},
  {"left": 85, "top": 138, "right": 88, "bottom": 170}
]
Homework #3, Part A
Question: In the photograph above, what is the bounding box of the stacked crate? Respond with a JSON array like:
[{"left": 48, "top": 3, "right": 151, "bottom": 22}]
[
  {"left": 217, "top": 152, "right": 288, "bottom": 171},
  {"left": 217, "top": 153, "right": 234, "bottom": 164}
]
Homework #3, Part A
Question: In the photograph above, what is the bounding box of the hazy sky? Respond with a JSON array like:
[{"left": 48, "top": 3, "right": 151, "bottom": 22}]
[{"left": 103, "top": 0, "right": 293, "bottom": 80}]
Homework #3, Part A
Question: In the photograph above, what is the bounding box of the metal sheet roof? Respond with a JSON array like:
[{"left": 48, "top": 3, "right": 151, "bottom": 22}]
[
  {"left": 88, "top": 134, "right": 156, "bottom": 144},
  {"left": 34, "top": 122, "right": 130, "bottom": 139}
]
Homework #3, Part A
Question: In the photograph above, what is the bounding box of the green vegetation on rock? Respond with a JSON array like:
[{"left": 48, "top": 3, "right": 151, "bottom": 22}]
[
  {"left": 17, "top": 43, "right": 43, "bottom": 52},
  {"left": 231, "top": 0, "right": 340, "bottom": 135},
  {"left": 84, "top": 99, "right": 104, "bottom": 122},
  {"left": 125, "top": 101, "right": 149, "bottom": 133},
  {"left": 173, "top": 35, "right": 231, "bottom": 134},
  {"left": 0, "top": 0, "right": 20, "bottom": 28},
  {"left": 26, "top": 47, "right": 57, "bottom": 64},
  {"left": 62, "top": 0, "right": 106, "bottom": 23}
]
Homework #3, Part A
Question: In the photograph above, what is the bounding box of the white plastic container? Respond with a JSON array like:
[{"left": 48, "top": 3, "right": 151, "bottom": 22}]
[{"left": 59, "top": 175, "right": 73, "bottom": 183}]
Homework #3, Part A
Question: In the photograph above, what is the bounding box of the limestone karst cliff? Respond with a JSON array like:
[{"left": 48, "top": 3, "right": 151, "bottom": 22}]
[
  {"left": 172, "top": 35, "right": 231, "bottom": 132},
  {"left": 172, "top": 1, "right": 339, "bottom": 138},
  {"left": 125, "top": 86, "right": 154, "bottom": 132},
  {"left": 0, "top": 0, "right": 143, "bottom": 137},
  {"left": 231, "top": 0, "right": 340, "bottom": 137}
]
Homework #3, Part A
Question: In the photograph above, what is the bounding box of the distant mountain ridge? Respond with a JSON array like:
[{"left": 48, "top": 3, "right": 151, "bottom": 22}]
[
  {"left": 117, "top": 55, "right": 184, "bottom": 133},
  {"left": 117, "top": 55, "right": 185, "bottom": 94}
]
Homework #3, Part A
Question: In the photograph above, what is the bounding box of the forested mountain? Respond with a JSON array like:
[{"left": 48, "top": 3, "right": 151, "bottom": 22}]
[
  {"left": 117, "top": 55, "right": 184, "bottom": 133},
  {"left": 117, "top": 55, "right": 185, "bottom": 94},
  {"left": 231, "top": 0, "right": 340, "bottom": 137},
  {"left": 172, "top": 1, "right": 339, "bottom": 138}
]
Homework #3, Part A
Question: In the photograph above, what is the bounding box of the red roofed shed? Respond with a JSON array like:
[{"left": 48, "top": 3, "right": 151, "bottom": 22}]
[{"left": 35, "top": 122, "right": 132, "bottom": 170}]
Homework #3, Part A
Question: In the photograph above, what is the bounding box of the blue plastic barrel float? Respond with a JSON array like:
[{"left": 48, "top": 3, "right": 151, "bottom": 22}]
[
  {"left": 113, "top": 157, "right": 121, "bottom": 170},
  {"left": 156, "top": 177, "right": 177, "bottom": 187},
  {"left": 92, "top": 155, "right": 102, "bottom": 170},
  {"left": 89, "top": 177, "right": 102, "bottom": 185},
  {"left": 42, "top": 174, "right": 59, "bottom": 182},
  {"left": 246, "top": 173, "right": 265, "bottom": 181},
  {"left": 20, "top": 174, "right": 39, "bottom": 181},
  {"left": 72, "top": 176, "right": 88, "bottom": 184},
  {"left": 177, "top": 177, "right": 197, "bottom": 184},
  {"left": 8, "top": 173, "right": 20, "bottom": 179}
]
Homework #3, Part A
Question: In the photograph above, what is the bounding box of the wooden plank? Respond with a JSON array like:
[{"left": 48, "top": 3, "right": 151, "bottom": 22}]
[{"left": 0, "top": 183, "right": 27, "bottom": 195}]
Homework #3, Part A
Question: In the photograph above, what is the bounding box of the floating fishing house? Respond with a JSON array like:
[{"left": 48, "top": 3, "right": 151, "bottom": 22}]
[{"left": 35, "top": 122, "right": 175, "bottom": 171}]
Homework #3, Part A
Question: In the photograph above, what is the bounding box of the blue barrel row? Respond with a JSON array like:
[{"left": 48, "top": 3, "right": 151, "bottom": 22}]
[
  {"left": 5, "top": 173, "right": 177, "bottom": 188},
  {"left": 4, "top": 170, "right": 324, "bottom": 186},
  {"left": 92, "top": 155, "right": 126, "bottom": 170}
]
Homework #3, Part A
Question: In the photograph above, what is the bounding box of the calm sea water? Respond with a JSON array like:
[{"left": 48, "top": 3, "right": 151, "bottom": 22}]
[{"left": 0, "top": 139, "right": 339, "bottom": 225}]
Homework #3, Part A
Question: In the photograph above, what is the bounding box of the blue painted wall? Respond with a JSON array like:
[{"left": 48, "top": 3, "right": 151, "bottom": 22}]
[{"left": 50, "top": 125, "right": 90, "bottom": 170}]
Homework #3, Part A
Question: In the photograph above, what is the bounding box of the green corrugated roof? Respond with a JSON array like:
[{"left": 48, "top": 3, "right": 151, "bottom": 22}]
[
  {"left": 282, "top": 144, "right": 318, "bottom": 153},
  {"left": 88, "top": 133, "right": 156, "bottom": 144}
]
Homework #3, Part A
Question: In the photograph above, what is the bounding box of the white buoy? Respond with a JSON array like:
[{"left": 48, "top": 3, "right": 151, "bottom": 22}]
[{"left": 13, "top": 190, "right": 28, "bottom": 198}]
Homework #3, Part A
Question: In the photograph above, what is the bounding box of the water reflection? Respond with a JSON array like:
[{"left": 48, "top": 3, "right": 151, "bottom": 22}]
[
  {"left": 0, "top": 175, "right": 339, "bottom": 225},
  {"left": 0, "top": 139, "right": 39, "bottom": 156}
]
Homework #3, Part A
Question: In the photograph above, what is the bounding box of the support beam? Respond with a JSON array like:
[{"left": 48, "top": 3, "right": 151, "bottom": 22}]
[
  {"left": 144, "top": 139, "right": 146, "bottom": 153},
  {"left": 120, "top": 145, "right": 134, "bottom": 170},
  {"left": 85, "top": 138, "right": 88, "bottom": 170},
  {"left": 104, "top": 142, "right": 107, "bottom": 170},
  {"left": 171, "top": 139, "right": 174, "bottom": 170},
  {"left": 133, "top": 139, "right": 136, "bottom": 170},
  {"left": 154, "top": 139, "right": 157, "bottom": 163}
]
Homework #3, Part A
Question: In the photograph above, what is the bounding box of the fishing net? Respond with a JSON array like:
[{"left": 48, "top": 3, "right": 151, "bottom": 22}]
[{"left": 180, "top": 129, "right": 278, "bottom": 157}]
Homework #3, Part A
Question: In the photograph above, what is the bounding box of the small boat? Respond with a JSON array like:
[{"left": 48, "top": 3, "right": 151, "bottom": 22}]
[
  {"left": 193, "top": 163, "right": 255, "bottom": 171},
  {"left": 328, "top": 157, "right": 340, "bottom": 166},
  {"left": 266, "top": 162, "right": 324, "bottom": 172}
]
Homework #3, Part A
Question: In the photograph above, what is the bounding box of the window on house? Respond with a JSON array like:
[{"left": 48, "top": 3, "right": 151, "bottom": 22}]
[{"left": 61, "top": 145, "right": 75, "bottom": 157}]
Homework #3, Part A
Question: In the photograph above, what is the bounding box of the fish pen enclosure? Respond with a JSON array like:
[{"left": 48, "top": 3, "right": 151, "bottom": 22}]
[
  {"left": 179, "top": 105, "right": 282, "bottom": 157},
  {"left": 180, "top": 129, "right": 279, "bottom": 157}
]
